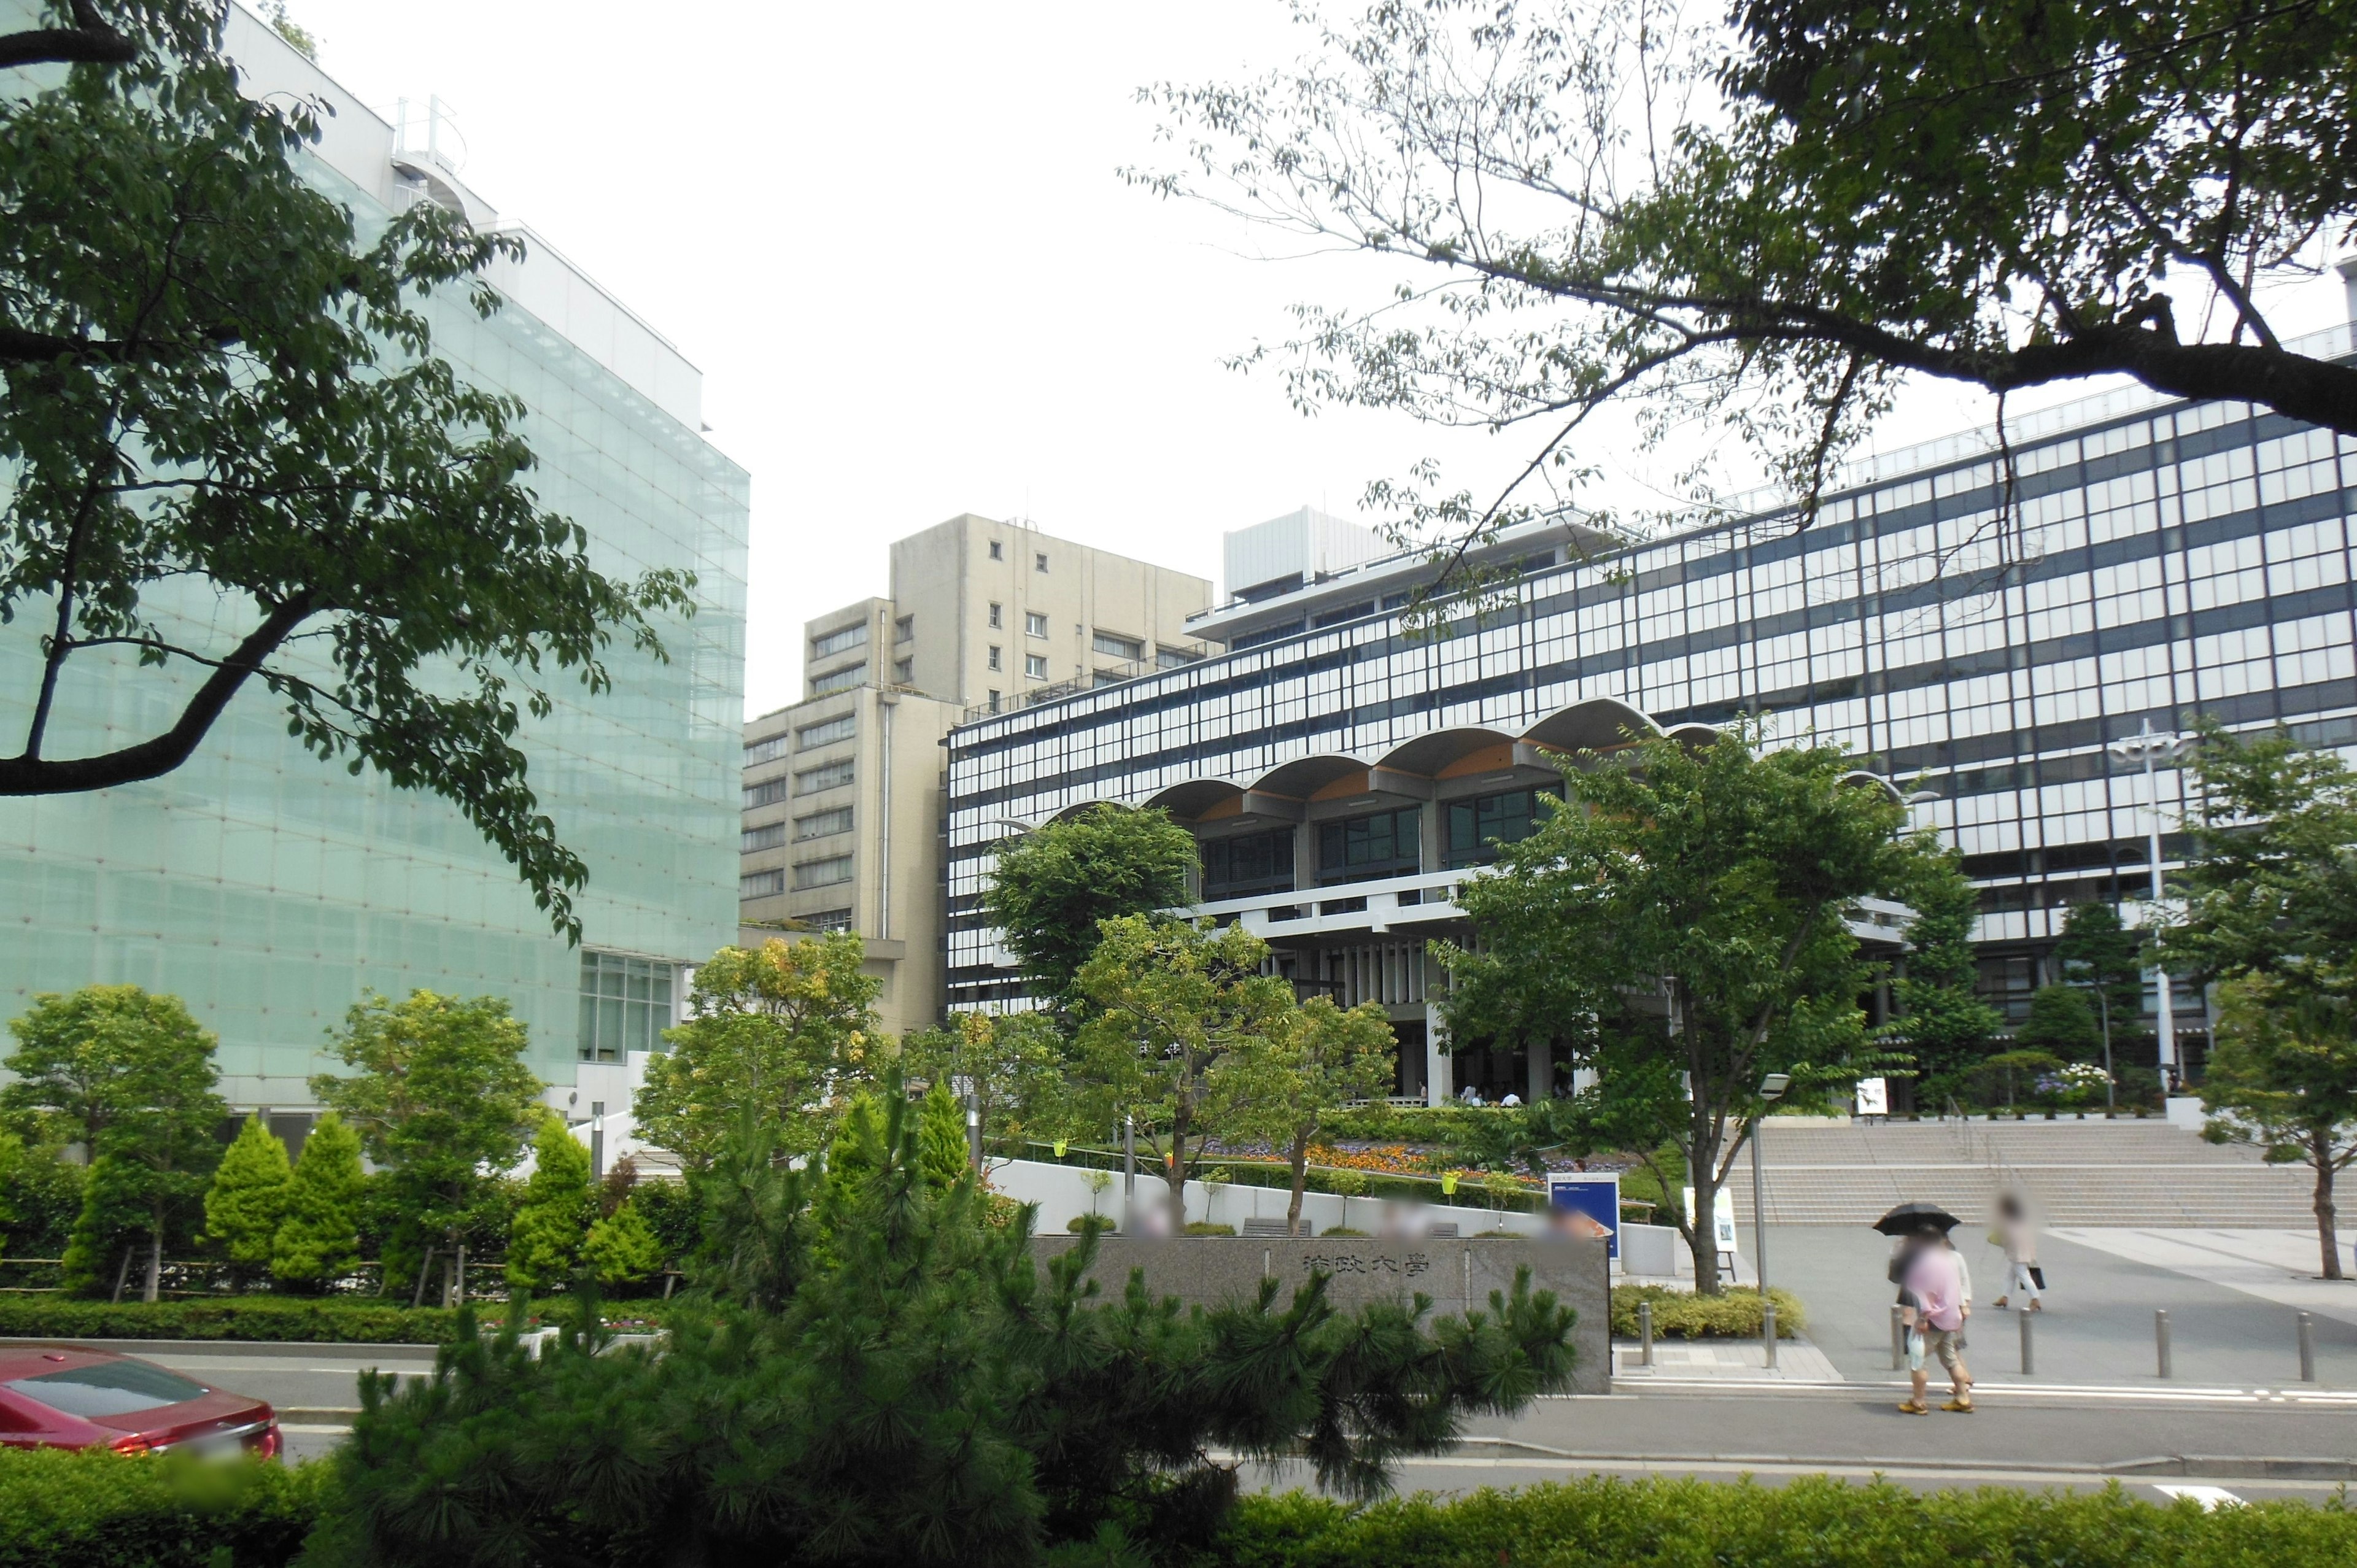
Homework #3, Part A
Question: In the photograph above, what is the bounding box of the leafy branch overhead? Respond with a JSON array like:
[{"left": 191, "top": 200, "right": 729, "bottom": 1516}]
[
  {"left": 1136, "top": 0, "right": 2357, "bottom": 592},
  {"left": 0, "top": 2, "right": 695, "bottom": 938}
]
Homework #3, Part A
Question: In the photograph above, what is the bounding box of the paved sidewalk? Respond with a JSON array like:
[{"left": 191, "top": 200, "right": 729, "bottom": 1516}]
[{"left": 1612, "top": 1337, "right": 1843, "bottom": 1381}]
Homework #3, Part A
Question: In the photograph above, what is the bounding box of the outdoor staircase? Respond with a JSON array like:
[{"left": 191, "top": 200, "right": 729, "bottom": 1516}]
[{"left": 1719, "top": 1118, "right": 2319, "bottom": 1228}]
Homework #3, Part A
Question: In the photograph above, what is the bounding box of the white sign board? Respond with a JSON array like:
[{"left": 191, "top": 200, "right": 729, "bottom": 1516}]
[
  {"left": 1855, "top": 1076, "right": 1889, "bottom": 1116},
  {"left": 1682, "top": 1186, "right": 1740, "bottom": 1253}
]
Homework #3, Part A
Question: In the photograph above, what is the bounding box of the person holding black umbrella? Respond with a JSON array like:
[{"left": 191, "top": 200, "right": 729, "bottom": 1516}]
[{"left": 1877, "top": 1206, "right": 1973, "bottom": 1415}]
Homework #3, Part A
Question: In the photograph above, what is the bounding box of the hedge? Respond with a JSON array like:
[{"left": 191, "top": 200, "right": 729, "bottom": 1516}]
[
  {"left": 0, "top": 1448, "right": 327, "bottom": 1568},
  {"left": 0, "top": 1295, "right": 468, "bottom": 1345},
  {"left": 1209, "top": 1477, "right": 2357, "bottom": 1568},
  {"left": 1610, "top": 1284, "right": 1806, "bottom": 1340}
]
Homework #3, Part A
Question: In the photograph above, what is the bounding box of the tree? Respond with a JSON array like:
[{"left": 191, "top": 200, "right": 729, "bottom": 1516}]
[
  {"left": 981, "top": 805, "right": 1196, "bottom": 1009},
  {"left": 1075, "top": 916, "right": 1296, "bottom": 1235},
  {"left": 60, "top": 1153, "right": 143, "bottom": 1300},
  {"left": 2202, "top": 976, "right": 2357, "bottom": 1281},
  {"left": 2018, "top": 985, "right": 2102, "bottom": 1062},
  {"left": 633, "top": 937, "right": 881, "bottom": 1171},
  {"left": 273, "top": 1111, "right": 365, "bottom": 1292},
  {"left": 899, "top": 1010, "right": 1072, "bottom": 1146},
  {"left": 582, "top": 1199, "right": 664, "bottom": 1290},
  {"left": 311, "top": 991, "right": 543, "bottom": 1308},
  {"left": 1439, "top": 727, "right": 1923, "bottom": 1291},
  {"left": 916, "top": 1080, "right": 969, "bottom": 1189},
  {"left": 310, "top": 1097, "right": 1579, "bottom": 1568},
  {"left": 1887, "top": 851, "right": 2002, "bottom": 1105},
  {"left": 1139, "top": 1, "right": 2357, "bottom": 595},
  {"left": 203, "top": 1114, "right": 291, "bottom": 1288},
  {"left": 2056, "top": 900, "right": 2148, "bottom": 1106},
  {"left": 1217, "top": 996, "right": 1397, "bottom": 1235},
  {"left": 0, "top": 3, "right": 694, "bottom": 938},
  {"left": 2163, "top": 725, "right": 2357, "bottom": 1276},
  {"left": 505, "top": 1115, "right": 594, "bottom": 1292}
]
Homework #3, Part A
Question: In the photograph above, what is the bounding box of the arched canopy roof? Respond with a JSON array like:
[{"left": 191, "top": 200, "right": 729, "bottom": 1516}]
[
  {"left": 1146, "top": 779, "right": 1245, "bottom": 821},
  {"left": 1519, "top": 696, "right": 1661, "bottom": 755},
  {"left": 1376, "top": 727, "right": 1515, "bottom": 779},
  {"left": 1252, "top": 754, "right": 1366, "bottom": 800},
  {"left": 1662, "top": 721, "right": 1722, "bottom": 749},
  {"left": 1840, "top": 769, "right": 1906, "bottom": 805}
]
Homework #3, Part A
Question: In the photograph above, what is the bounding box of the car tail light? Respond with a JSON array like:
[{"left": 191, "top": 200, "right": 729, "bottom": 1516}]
[
  {"left": 253, "top": 1422, "right": 282, "bottom": 1461},
  {"left": 109, "top": 1434, "right": 153, "bottom": 1455}
]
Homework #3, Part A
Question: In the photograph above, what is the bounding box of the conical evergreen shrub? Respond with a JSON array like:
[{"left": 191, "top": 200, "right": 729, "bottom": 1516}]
[
  {"left": 204, "top": 1114, "right": 292, "bottom": 1285},
  {"left": 582, "top": 1198, "right": 663, "bottom": 1288},
  {"left": 272, "top": 1113, "right": 365, "bottom": 1292},
  {"left": 504, "top": 1115, "right": 593, "bottom": 1292}
]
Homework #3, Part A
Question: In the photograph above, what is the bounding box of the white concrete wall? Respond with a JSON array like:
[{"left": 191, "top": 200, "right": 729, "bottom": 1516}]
[{"left": 987, "top": 1157, "right": 1547, "bottom": 1238}]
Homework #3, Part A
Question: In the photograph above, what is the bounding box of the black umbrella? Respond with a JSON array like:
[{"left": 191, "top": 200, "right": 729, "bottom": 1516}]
[{"left": 1873, "top": 1202, "right": 1962, "bottom": 1237}]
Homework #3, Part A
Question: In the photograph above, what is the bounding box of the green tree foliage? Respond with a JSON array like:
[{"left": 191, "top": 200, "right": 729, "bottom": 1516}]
[
  {"left": 505, "top": 1115, "right": 594, "bottom": 1292},
  {"left": 981, "top": 805, "right": 1196, "bottom": 1009},
  {"left": 311, "top": 991, "right": 542, "bottom": 1308},
  {"left": 273, "top": 1111, "right": 366, "bottom": 1292},
  {"left": 2017, "top": 985, "right": 2102, "bottom": 1060},
  {"left": 633, "top": 937, "right": 881, "bottom": 1170},
  {"left": 1889, "top": 851, "right": 2002, "bottom": 1099},
  {"left": 308, "top": 1091, "right": 1579, "bottom": 1568},
  {"left": 917, "top": 1079, "right": 969, "bottom": 1189},
  {"left": 203, "top": 1114, "right": 290, "bottom": 1286},
  {"left": 1218, "top": 997, "right": 1398, "bottom": 1235},
  {"left": 581, "top": 1199, "right": 664, "bottom": 1290},
  {"left": 900, "top": 1009, "right": 1072, "bottom": 1145},
  {"left": 4, "top": 986, "right": 225, "bottom": 1302},
  {"left": 60, "top": 1153, "right": 142, "bottom": 1300},
  {"left": 2055, "top": 900, "right": 2148, "bottom": 1100},
  {"left": 2201, "top": 977, "right": 2357, "bottom": 1280},
  {"left": 1439, "top": 728, "right": 1924, "bottom": 1291},
  {"left": 1140, "top": 2, "right": 2357, "bottom": 594},
  {"left": 0, "top": 1135, "right": 83, "bottom": 1261},
  {"left": 0, "top": 4, "right": 694, "bottom": 937},
  {"left": 2163, "top": 725, "right": 2357, "bottom": 1277},
  {"left": 1075, "top": 916, "right": 1296, "bottom": 1235}
]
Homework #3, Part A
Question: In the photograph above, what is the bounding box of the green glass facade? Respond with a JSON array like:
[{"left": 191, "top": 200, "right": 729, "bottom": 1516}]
[{"left": 0, "top": 139, "right": 748, "bottom": 1105}]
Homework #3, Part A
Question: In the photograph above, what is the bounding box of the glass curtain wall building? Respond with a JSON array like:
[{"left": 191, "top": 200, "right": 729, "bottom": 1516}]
[
  {"left": 0, "top": 7, "right": 749, "bottom": 1106},
  {"left": 945, "top": 333, "right": 2357, "bottom": 1098}
]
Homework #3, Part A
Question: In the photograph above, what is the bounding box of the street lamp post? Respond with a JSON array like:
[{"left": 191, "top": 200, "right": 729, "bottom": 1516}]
[
  {"left": 2107, "top": 720, "right": 2195, "bottom": 1092},
  {"left": 1752, "top": 1073, "right": 1791, "bottom": 1369}
]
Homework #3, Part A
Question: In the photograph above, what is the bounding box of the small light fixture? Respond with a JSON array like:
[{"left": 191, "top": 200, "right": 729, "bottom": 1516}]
[{"left": 1759, "top": 1073, "right": 1792, "bottom": 1102}]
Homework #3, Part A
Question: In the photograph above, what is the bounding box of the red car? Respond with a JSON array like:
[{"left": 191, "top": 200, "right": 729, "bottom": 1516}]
[{"left": 0, "top": 1345, "right": 280, "bottom": 1459}]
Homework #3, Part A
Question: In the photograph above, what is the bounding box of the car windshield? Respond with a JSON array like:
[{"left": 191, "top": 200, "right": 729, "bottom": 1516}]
[{"left": 6, "top": 1360, "right": 209, "bottom": 1418}]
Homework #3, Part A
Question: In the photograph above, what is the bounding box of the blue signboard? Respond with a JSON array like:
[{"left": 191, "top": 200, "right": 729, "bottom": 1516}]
[{"left": 1546, "top": 1173, "right": 1620, "bottom": 1259}]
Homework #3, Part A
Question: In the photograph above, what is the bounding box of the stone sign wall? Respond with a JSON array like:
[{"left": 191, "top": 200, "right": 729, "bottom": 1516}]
[{"left": 1029, "top": 1234, "right": 1610, "bottom": 1395}]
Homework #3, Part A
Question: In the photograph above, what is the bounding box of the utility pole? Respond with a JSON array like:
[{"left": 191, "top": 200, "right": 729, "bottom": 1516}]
[{"left": 2108, "top": 721, "right": 2194, "bottom": 1092}]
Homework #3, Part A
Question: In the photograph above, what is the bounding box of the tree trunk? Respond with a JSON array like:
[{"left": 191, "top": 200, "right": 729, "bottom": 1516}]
[
  {"left": 142, "top": 1220, "right": 161, "bottom": 1305},
  {"left": 110, "top": 1246, "right": 133, "bottom": 1304},
  {"left": 2313, "top": 1130, "right": 2343, "bottom": 1281},
  {"left": 411, "top": 1246, "right": 435, "bottom": 1309},
  {"left": 1287, "top": 1130, "right": 1312, "bottom": 1236}
]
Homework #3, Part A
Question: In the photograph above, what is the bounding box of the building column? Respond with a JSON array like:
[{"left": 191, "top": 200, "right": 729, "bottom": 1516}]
[
  {"left": 1526, "top": 1042, "right": 1554, "bottom": 1103},
  {"left": 1425, "top": 1000, "right": 1452, "bottom": 1107}
]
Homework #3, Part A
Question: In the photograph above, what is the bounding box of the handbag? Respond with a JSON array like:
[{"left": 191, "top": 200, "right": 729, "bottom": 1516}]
[{"left": 2029, "top": 1264, "right": 2046, "bottom": 1290}]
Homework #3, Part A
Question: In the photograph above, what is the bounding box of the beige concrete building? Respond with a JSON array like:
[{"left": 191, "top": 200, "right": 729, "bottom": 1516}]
[{"left": 740, "top": 516, "right": 1211, "bottom": 1037}]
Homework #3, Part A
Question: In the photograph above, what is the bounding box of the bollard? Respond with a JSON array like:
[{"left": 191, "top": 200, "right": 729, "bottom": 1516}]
[
  {"left": 2156, "top": 1309, "right": 2172, "bottom": 1379},
  {"left": 1639, "top": 1301, "right": 1654, "bottom": 1367},
  {"left": 2298, "top": 1311, "right": 2316, "bottom": 1383},
  {"left": 1891, "top": 1305, "right": 1906, "bottom": 1370},
  {"left": 2019, "top": 1303, "right": 2035, "bottom": 1377},
  {"left": 1763, "top": 1303, "right": 1778, "bottom": 1370}
]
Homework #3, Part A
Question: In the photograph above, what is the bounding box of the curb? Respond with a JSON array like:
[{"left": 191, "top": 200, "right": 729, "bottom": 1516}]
[{"left": 1447, "top": 1437, "right": 2357, "bottom": 1479}]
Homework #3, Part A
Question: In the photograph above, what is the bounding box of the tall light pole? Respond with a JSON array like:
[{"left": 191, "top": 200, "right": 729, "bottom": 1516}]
[
  {"left": 1752, "top": 1072, "right": 1791, "bottom": 1368},
  {"left": 2108, "top": 720, "right": 2195, "bottom": 1092}
]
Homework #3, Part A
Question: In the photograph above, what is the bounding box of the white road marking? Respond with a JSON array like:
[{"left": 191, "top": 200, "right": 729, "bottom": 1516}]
[{"left": 2152, "top": 1484, "right": 2244, "bottom": 1509}]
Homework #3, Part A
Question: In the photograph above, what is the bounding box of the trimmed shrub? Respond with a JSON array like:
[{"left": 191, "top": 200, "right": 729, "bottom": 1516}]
[
  {"left": 0, "top": 1448, "right": 326, "bottom": 1568},
  {"left": 1182, "top": 1221, "right": 1236, "bottom": 1236},
  {"left": 1208, "top": 1476, "right": 2357, "bottom": 1568},
  {"left": 1610, "top": 1284, "right": 1806, "bottom": 1339},
  {"left": 273, "top": 1113, "right": 366, "bottom": 1291},
  {"left": 203, "top": 1115, "right": 291, "bottom": 1281},
  {"left": 0, "top": 1294, "right": 466, "bottom": 1344}
]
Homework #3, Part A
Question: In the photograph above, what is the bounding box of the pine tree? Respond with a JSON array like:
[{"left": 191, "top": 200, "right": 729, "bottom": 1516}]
[
  {"left": 205, "top": 1114, "right": 292, "bottom": 1285},
  {"left": 582, "top": 1199, "right": 664, "bottom": 1289},
  {"left": 273, "top": 1113, "right": 366, "bottom": 1292},
  {"left": 505, "top": 1115, "right": 593, "bottom": 1292},
  {"left": 918, "top": 1079, "right": 968, "bottom": 1189}
]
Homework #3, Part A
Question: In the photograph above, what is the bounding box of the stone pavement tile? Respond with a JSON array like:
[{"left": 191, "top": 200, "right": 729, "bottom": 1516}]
[
  {"left": 2047, "top": 1228, "right": 2357, "bottom": 1326},
  {"left": 1612, "top": 1337, "right": 1843, "bottom": 1381}
]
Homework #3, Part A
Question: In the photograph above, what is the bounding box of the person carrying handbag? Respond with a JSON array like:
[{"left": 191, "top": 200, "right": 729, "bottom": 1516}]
[{"left": 1990, "top": 1191, "right": 2043, "bottom": 1310}]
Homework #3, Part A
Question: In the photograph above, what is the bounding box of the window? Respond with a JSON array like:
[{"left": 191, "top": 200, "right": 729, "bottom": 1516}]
[
  {"left": 989, "top": 540, "right": 1003, "bottom": 560},
  {"left": 795, "top": 806, "right": 854, "bottom": 841},
  {"left": 988, "top": 602, "right": 1002, "bottom": 628},
  {"left": 1094, "top": 671, "right": 1127, "bottom": 687},
  {"left": 740, "top": 868, "right": 785, "bottom": 900},
  {"left": 810, "top": 662, "right": 865, "bottom": 695},
  {"left": 1201, "top": 829, "right": 1295, "bottom": 900},
  {"left": 1025, "top": 654, "right": 1049, "bottom": 680},
  {"left": 744, "top": 733, "right": 790, "bottom": 766},
  {"left": 894, "top": 614, "right": 913, "bottom": 643},
  {"left": 795, "top": 714, "right": 855, "bottom": 749},
  {"left": 892, "top": 657, "right": 913, "bottom": 683},
  {"left": 811, "top": 622, "right": 868, "bottom": 658},
  {"left": 794, "top": 759, "right": 854, "bottom": 795},
  {"left": 744, "top": 778, "right": 791, "bottom": 809},
  {"left": 795, "top": 854, "right": 855, "bottom": 890},
  {"left": 1092, "top": 630, "right": 1144, "bottom": 661},
  {"left": 1035, "top": 551, "right": 1049, "bottom": 573},
  {"left": 986, "top": 689, "right": 1001, "bottom": 712},
  {"left": 1025, "top": 612, "right": 1048, "bottom": 638},
  {"left": 1155, "top": 645, "right": 1198, "bottom": 669},
  {"left": 804, "top": 908, "right": 854, "bottom": 932},
  {"left": 1445, "top": 789, "right": 1552, "bottom": 868},
  {"left": 6, "top": 1361, "right": 208, "bottom": 1418},
  {"left": 1318, "top": 808, "right": 1422, "bottom": 885},
  {"left": 578, "top": 951, "right": 678, "bottom": 1063},
  {"left": 741, "top": 822, "right": 787, "bottom": 853},
  {"left": 988, "top": 645, "right": 1002, "bottom": 671}
]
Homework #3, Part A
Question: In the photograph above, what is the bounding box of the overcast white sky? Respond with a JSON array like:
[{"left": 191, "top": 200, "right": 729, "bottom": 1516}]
[{"left": 287, "top": 1, "right": 2351, "bottom": 719}]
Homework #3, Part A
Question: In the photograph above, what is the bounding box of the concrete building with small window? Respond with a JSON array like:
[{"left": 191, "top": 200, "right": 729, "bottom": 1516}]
[
  {"left": 739, "top": 516, "right": 1210, "bottom": 1034},
  {"left": 945, "top": 341, "right": 2357, "bottom": 1101}
]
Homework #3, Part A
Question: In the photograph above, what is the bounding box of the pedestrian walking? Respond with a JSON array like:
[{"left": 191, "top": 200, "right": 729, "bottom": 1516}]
[
  {"left": 1896, "top": 1222, "right": 1973, "bottom": 1415},
  {"left": 1990, "top": 1191, "right": 2043, "bottom": 1311}
]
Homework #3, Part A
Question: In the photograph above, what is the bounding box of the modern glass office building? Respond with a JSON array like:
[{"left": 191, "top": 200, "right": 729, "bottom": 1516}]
[
  {"left": 945, "top": 331, "right": 2357, "bottom": 1100},
  {"left": 0, "top": 9, "right": 748, "bottom": 1107}
]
